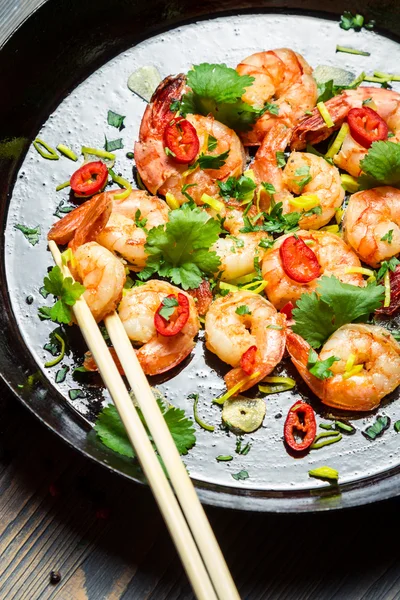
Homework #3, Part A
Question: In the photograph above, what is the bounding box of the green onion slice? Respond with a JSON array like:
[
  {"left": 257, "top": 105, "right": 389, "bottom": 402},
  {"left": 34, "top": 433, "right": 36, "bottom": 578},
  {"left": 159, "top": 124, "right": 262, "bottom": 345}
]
[
  {"left": 56, "top": 180, "right": 71, "bottom": 192},
  {"left": 259, "top": 376, "right": 295, "bottom": 394},
  {"left": 44, "top": 333, "right": 65, "bottom": 368},
  {"left": 109, "top": 169, "right": 132, "bottom": 201},
  {"left": 325, "top": 123, "right": 350, "bottom": 159},
  {"left": 216, "top": 455, "right": 233, "bottom": 461},
  {"left": 317, "top": 102, "right": 335, "bottom": 128},
  {"left": 193, "top": 393, "right": 215, "bottom": 432},
  {"left": 33, "top": 138, "right": 59, "bottom": 160},
  {"left": 57, "top": 144, "right": 78, "bottom": 161},
  {"left": 336, "top": 45, "right": 370, "bottom": 56},
  {"left": 308, "top": 466, "right": 339, "bottom": 481}
]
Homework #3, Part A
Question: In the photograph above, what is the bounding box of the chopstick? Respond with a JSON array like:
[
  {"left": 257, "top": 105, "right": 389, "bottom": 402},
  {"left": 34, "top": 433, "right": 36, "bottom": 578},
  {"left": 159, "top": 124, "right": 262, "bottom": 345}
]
[{"left": 49, "top": 240, "right": 240, "bottom": 600}]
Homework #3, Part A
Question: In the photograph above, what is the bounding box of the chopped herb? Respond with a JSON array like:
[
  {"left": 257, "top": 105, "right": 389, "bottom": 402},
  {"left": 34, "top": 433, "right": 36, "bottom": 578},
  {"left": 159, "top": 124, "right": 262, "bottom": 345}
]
[
  {"left": 170, "top": 99, "right": 181, "bottom": 112},
  {"left": 44, "top": 332, "right": 66, "bottom": 368},
  {"left": 74, "top": 365, "right": 89, "bottom": 374},
  {"left": 38, "top": 265, "right": 86, "bottom": 325},
  {"left": 164, "top": 146, "right": 176, "bottom": 158},
  {"left": 381, "top": 230, "right": 394, "bottom": 244},
  {"left": 276, "top": 151, "right": 286, "bottom": 168},
  {"left": 158, "top": 296, "right": 179, "bottom": 320},
  {"left": 195, "top": 150, "right": 229, "bottom": 170},
  {"left": 14, "top": 224, "right": 41, "bottom": 246},
  {"left": 294, "top": 165, "right": 312, "bottom": 191},
  {"left": 377, "top": 257, "right": 400, "bottom": 281},
  {"left": 362, "top": 415, "right": 391, "bottom": 440},
  {"left": 218, "top": 174, "right": 256, "bottom": 202},
  {"left": 181, "top": 183, "right": 197, "bottom": 202},
  {"left": 55, "top": 366, "right": 69, "bottom": 383},
  {"left": 258, "top": 237, "right": 275, "bottom": 249},
  {"left": 339, "top": 11, "right": 374, "bottom": 31},
  {"left": 240, "top": 200, "right": 300, "bottom": 235},
  {"left": 216, "top": 455, "right": 233, "bottom": 461},
  {"left": 359, "top": 141, "right": 400, "bottom": 189},
  {"left": 33, "top": 138, "right": 59, "bottom": 160},
  {"left": 235, "top": 304, "right": 251, "bottom": 315},
  {"left": 261, "top": 182, "right": 276, "bottom": 197},
  {"left": 55, "top": 180, "right": 71, "bottom": 192},
  {"left": 307, "top": 349, "right": 340, "bottom": 380},
  {"left": 124, "top": 275, "right": 135, "bottom": 290},
  {"left": 107, "top": 110, "right": 126, "bottom": 130},
  {"left": 235, "top": 438, "right": 251, "bottom": 455},
  {"left": 39, "top": 286, "right": 49, "bottom": 299},
  {"left": 394, "top": 420, "right": 400, "bottom": 433},
  {"left": 231, "top": 470, "right": 249, "bottom": 481},
  {"left": 262, "top": 102, "right": 279, "bottom": 116},
  {"left": 134, "top": 209, "right": 148, "bottom": 229},
  {"left": 266, "top": 324, "right": 283, "bottom": 330},
  {"left": 207, "top": 135, "right": 218, "bottom": 152},
  {"left": 69, "top": 389, "right": 85, "bottom": 400},
  {"left": 308, "top": 466, "right": 339, "bottom": 482},
  {"left": 104, "top": 136, "right": 124, "bottom": 152},
  {"left": 53, "top": 201, "right": 74, "bottom": 218}
]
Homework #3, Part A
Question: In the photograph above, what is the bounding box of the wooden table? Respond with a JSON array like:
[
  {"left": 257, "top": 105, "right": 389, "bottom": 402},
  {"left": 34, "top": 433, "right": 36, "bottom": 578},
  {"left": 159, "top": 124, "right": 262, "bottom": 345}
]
[{"left": 1, "top": 377, "right": 400, "bottom": 600}]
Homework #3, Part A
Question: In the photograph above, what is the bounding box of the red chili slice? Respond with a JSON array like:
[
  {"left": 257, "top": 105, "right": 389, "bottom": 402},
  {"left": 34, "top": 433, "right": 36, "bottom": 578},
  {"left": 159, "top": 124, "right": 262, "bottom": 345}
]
[
  {"left": 347, "top": 107, "right": 388, "bottom": 149},
  {"left": 154, "top": 293, "right": 190, "bottom": 337},
  {"left": 240, "top": 346, "right": 258, "bottom": 375},
  {"left": 164, "top": 118, "right": 200, "bottom": 164},
  {"left": 280, "top": 301, "right": 294, "bottom": 320},
  {"left": 70, "top": 161, "right": 109, "bottom": 197},
  {"left": 280, "top": 236, "right": 321, "bottom": 284},
  {"left": 284, "top": 400, "right": 316, "bottom": 452}
]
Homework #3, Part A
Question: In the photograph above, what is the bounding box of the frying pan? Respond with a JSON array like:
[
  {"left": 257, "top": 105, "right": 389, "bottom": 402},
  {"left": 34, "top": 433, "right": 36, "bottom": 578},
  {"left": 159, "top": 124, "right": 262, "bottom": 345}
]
[{"left": 1, "top": 0, "right": 400, "bottom": 512}]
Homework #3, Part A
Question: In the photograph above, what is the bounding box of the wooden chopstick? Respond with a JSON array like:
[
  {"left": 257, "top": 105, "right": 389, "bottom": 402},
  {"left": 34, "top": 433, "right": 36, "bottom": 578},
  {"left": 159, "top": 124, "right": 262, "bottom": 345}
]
[{"left": 49, "top": 241, "right": 240, "bottom": 600}]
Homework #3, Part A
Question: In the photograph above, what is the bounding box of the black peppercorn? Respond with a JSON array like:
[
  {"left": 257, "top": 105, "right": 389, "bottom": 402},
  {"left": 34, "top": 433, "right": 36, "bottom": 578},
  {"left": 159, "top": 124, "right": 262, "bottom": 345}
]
[{"left": 50, "top": 570, "right": 61, "bottom": 584}]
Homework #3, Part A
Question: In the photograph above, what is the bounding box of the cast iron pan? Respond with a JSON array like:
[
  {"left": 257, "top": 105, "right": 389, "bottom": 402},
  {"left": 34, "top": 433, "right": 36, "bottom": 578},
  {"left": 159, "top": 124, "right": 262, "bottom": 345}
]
[{"left": 1, "top": 0, "right": 400, "bottom": 512}]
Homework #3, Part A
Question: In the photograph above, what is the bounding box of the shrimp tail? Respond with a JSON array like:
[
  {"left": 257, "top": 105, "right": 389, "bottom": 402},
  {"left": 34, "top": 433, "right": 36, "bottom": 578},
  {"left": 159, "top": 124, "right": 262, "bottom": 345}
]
[
  {"left": 138, "top": 73, "right": 186, "bottom": 139},
  {"left": 285, "top": 330, "right": 325, "bottom": 398},
  {"left": 136, "top": 334, "right": 195, "bottom": 376}
]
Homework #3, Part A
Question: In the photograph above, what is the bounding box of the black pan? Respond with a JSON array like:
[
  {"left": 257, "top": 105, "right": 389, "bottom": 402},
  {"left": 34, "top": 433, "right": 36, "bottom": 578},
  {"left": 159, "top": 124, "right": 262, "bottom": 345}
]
[{"left": 1, "top": 0, "right": 400, "bottom": 512}]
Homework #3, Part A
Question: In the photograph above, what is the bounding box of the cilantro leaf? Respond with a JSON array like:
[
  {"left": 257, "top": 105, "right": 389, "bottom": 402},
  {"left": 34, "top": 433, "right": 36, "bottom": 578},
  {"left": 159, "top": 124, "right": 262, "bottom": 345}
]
[
  {"left": 104, "top": 136, "right": 124, "bottom": 152},
  {"left": 293, "top": 165, "right": 312, "bottom": 191},
  {"left": 261, "top": 182, "right": 276, "bottom": 197},
  {"left": 170, "top": 100, "right": 181, "bottom": 112},
  {"left": 317, "top": 79, "right": 335, "bottom": 103},
  {"left": 377, "top": 257, "right": 400, "bottom": 280},
  {"left": 381, "top": 229, "right": 393, "bottom": 244},
  {"left": 134, "top": 209, "right": 148, "bottom": 229},
  {"left": 14, "top": 223, "right": 41, "bottom": 246},
  {"left": 240, "top": 201, "right": 300, "bottom": 235},
  {"left": 141, "top": 204, "right": 221, "bottom": 289},
  {"left": 262, "top": 102, "right": 279, "bottom": 116},
  {"left": 195, "top": 150, "right": 229, "bottom": 170},
  {"left": 38, "top": 265, "right": 86, "bottom": 325},
  {"left": 207, "top": 135, "right": 218, "bottom": 152},
  {"left": 94, "top": 396, "right": 196, "bottom": 458},
  {"left": 292, "top": 276, "right": 384, "bottom": 348},
  {"left": 307, "top": 349, "right": 340, "bottom": 380},
  {"left": 339, "top": 11, "right": 372, "bottom": 31},
  {"left": 362, "top": 415, "right": 390, "bottom": 440},
  {"left": 235, "top": 304, "right": 251, "bottom": 315},
  {"left": 107, "top": 110, "right": 125, "bottom": 130},
  {"left": 359, "top": 141, "right": 400, "bottom": 189},
  {"left": 276, "top": 152, "right": 286, "bottom": 168},
  {"left": 231, "top": 470, "right": 249, "bottom": 481},
  {"left": 180, "top": 63, "right": 259, "bottom": 131},
  {"left": 158, "top": 296, "right": 179, "bottom": 320},
  {"left": 218, "top": 174, "right": 256, "bottom": 202}
]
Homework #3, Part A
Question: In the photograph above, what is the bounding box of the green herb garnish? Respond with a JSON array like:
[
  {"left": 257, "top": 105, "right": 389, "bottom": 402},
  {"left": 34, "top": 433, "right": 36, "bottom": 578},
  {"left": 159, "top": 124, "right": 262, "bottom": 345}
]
[
  {"left": 104, "top": 136, "right": 124, "bottom": 152},
  {"left": 107, "top": 110, "right": 126, "bottom": 130},
  {"left": 158, "top": 296, "right": 179, "bottom": 321},
  {"left": 14, "top": 224, "right": 41, "bottom": 246},
  {"left": 231, "top": 470, "right": 249, "bottom": 481},
  {"left": 38, "top": 265, "right": 85, "bottom": 324},
  {"left": 362, "top": 415, "right": 391, "bottom": 440},
  {"left": 307, "top": 349, "right": 340, "bottom": 380},
  {"left": 235, "top": 305, "right": 251, "bottom": 315}
]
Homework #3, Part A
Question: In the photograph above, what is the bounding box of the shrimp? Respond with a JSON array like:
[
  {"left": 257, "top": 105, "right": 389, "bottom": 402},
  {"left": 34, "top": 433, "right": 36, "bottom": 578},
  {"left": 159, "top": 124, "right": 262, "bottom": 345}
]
[
  {"left": 118, "top": 280, "right": 200, "bottom": 376},
  {"left": 134, "top": 75, "right": 246, "bottom": 203},
  {"left": 205, "top": 291, "right": 286, "bottom": 393},
  {"left": 212, "top": 232, "right": 269, "bottom": 281},
  {"left": 343, "top": 187, "right": 400, "bottom": 268},
  {"left": 291, "top": 87, "right": 400, "bottom": 175},
  {"left": 262, "top": 230, "right": 364, "bottom": 310},
  {"left": 73, "top": 242, "right": 126, "bottom": 322},
  {"left": 286, "top": 325, "right": 400, "bottom": 411},
  {"left": 252, "top": 124, "right": 345, "bottom": 229},
  {"left": 236, "top": 48, "right": 317, "bottom": 145},
  {"left": 96, "top": 190, "right": 169, "bottom": 270}
]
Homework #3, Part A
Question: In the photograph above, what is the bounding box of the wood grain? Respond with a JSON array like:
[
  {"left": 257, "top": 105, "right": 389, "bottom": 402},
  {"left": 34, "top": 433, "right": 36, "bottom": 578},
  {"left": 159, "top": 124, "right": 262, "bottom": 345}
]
[{"left": 1, "top": 377, "right": 400, "bottom": 599}]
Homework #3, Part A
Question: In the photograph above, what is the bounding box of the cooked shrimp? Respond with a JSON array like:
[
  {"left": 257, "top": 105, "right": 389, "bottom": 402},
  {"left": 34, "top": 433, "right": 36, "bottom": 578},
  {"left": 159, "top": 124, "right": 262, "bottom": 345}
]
[
  {"left": 96, "top": 190, "right": 169, "bottom": 270},
  {"left": 205, "top": 291, "right": 286, "bottom": 393},
  {"left": 262, "top": 230, "right": 364, "bottom": 310},
  {"left": 343, "top": 187, "right": 400, "bottom": 267},
  {"left": 134, "top": 75, "right": 246, "bottom": 203},
  {"left": 118, "top": 280, "right": 200, "bottom": 376},
  {"left": 291, "top": 87, "right": 400, "bottom": 175},
  {"left": 286, "top": 325, "right": 400, "bottom": 411},
  {"left": 73, "top": 241, "right": 126, "bottom": 322},
  {"left": 237, "top": 48, "right": 317, "bottom": 145},
  {"left": 212, "top": 232, "right": 269, "bottom": 281},
  {"left": 252, "top": 124, "right": 345, "bottom": 229}
]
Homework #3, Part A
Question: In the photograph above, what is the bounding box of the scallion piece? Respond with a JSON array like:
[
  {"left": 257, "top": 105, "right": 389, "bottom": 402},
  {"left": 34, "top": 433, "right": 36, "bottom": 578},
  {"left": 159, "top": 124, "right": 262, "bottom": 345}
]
[
  {"left": 56, "top": 180, "right": 71, "bottom": 192},
  {"left": 335, "top": 420, "right": 356, "bottom": 434},
  {"left": 216, "top": 455, "right": 233, "bottom": 461},
  {"left": 227, "top": 272, "right": 258, "bottom": 286},
  {"left": 241, "top": 280, "right": 268, "bottom": 294},
  {"left": 57, "top": 144, "right": 78, "bottom": 161},
  {"left": 309, "top": 466, "right": 339, "bottom": 482},
  {"left": 33, "top": 138, "right": 59, "bottom": 160},
  {"left": 81, "top": 146, "right": 116, "bottom": 161},
  {"left": 336, "top": 45, "right": 370, "bottom": 56},
  {"left": 373, "top": 71, "right": 400, "bottom": 82},
  {"left": 201, "top": 193, "right": 225, "bottom": 213},
  {"left": 214, "top": 371, "right": 261, "bottom": 405},
  {"left": 192, "top": 393, "right": 215, "bottom": 432},
  {"left": 325, "top": 123, "right": 350, "bottom": 159},
  {"left": 317, "top": 102, "right": 335, "bottom": 128},
  {"left": 363, "top": 76, "right": 388, "bottom": 84},
  {"left": 219, "top": 282, "right": 239, "bottom": 293},
  {"left": 341, "top": 174, "right": 359, "bottom": 193},
  {"left": 109, "top": 169, "right": 132, "bottom": 201},
  {"left": 384, "top": 270, "right": 391, "bottom": 307},
  {"left": 311, "top": 430, "right": 342, "bottom": 450},
  {"left": 320, "top": 225, "right": 340, "bottom": 234},
  {"left": 165, "top": 192, "right": 180, "bottom": 210},
  {"left": 259, "top": 376, "right": 296, "bottom": 394},
  {"left": 44, "top": 333, "right": 65, "bottom": 368},
  {"left": 344, "top": 266, "right": 375, "bottom": 280}
]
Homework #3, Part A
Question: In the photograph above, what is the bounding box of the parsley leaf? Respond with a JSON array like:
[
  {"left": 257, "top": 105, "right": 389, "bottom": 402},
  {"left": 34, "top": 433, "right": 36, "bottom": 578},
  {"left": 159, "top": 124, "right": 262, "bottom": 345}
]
[
  {"left": 307, "top": 349, "right": 340, "bottom": 380},
  {"left": 235, "top": 304, "right": 251, "bottom": 315},
  {"left": 377, "top": 257, "right": 400, "bottom": 280},
  {"left": 38, "top": 265, "right": 86, "bottom": 324},
  {"left": 262, "top": 101, "right": 279, "bottom": 116},
  {"left": 218, "top": 174, "right": 256, "bottom": 202},
  {"left": 292, "top": 276, "right": 385, "bottom": 348},
  {"left": 14, "top": 223, "right": 41, "bottom": 246},
  {"left": 107, "top": 110, "right": 125, "bottom": 130},
  {"left": 94, "top": 396, "right": 196, "bottom": 458},
  {"left": 294, "top": 166, "right": 312, "bottom": 191},
  {"left": 180, "top": 63, "right": 259, "bottom": 131},
  {"left": 194, "top": 150, "right": 229, "bottom": 170},
  {"left": 359, "top": 141, "right": 400, "bottom": 189},
  {"left": 381, "top": 229, "right": 393, "bottom": 244},
  {"left": 362, "top": 415, "right": 390, "bottom": 440},
  {"left": 231, "top": 470, "right": 249, "bottom": 481},
  {"left": 140, "top": 203, "right": 221, "bottom": 289},
  {"left": 276, "top": 152, "right": 286, "bottom": 168},
  {"left": 158, "top": 297, "right": 179, "bottom": 320},
  {"left": 104, "top": 136, "right": 124, "bottom": 152},
  {"left": 207, "top": 135, "right": 218, "bottom": 152},
  {"left": 134, "top": 209, "right": 148, "bottom": 229}
]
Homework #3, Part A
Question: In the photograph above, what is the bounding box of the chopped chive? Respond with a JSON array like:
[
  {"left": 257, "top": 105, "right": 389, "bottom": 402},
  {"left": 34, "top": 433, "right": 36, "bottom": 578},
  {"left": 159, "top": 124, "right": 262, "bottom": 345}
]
[
  {"left": 311, "top": 431, "right": 342, "bottom": 449},
  {"left": 44, "top": 333, "right": 65, "bottom": 368},
  {"left": 33, "top": 138, "right": 59, "bottom": 160},
  {"left": 216, "top": 455, "right": 233, "bottom": 461},
  {"left": 336, "top": 45, "right": 370, "bottom": 56},
  {"left": 335, "top": 420, "right": 356, "bottom": 434},
  {"left": 57, "top": 144, "right": 78, "bottom": 161}
]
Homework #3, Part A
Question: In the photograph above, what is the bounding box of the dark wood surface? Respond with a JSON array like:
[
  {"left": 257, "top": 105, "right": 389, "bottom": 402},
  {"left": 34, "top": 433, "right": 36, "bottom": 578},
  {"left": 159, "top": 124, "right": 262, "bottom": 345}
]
[{"left": 1, "top": 377, "right": 400, "bottom": 600}]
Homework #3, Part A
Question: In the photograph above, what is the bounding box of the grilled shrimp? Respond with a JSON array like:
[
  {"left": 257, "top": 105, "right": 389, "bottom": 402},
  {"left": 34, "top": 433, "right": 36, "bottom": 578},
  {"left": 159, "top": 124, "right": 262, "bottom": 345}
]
[
  {"left": 73, "top": 241, "right": 126, "bottom": 322},
  {"left": 118, "top": 280, "right": 200, "bottom": 376},
  {"left": 252, "top": 124, "right": 345, "bottom": 229},
  {"left": 205, "top": 291, "right": 286, "bottom": 393},
  {"left": 286, "top": 325, "right": 400, "bottom": 411},
  {"left": 262, "top": 230, "right": 364, "bottom": 310},
  {"left": 291, "top": 87, "right": 400, "bottom": 176},
  {"left": 212, "top": 232, "right": 269, "bottom": 281},
  {"left": 343, "top": 187, "right": 400, "bottom": 268},
  {"left": 134, "top": 75, "right": 246, "bottom": 203},
  {"left": 237, "top": 48, "right": 317, "bottom": 145}
]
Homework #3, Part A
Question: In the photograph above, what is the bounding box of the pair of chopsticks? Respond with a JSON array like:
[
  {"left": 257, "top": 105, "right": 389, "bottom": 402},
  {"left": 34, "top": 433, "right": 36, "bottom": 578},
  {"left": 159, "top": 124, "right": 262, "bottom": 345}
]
[{"left": 49, "top": 240, "right": 240, "bottom": 600}]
